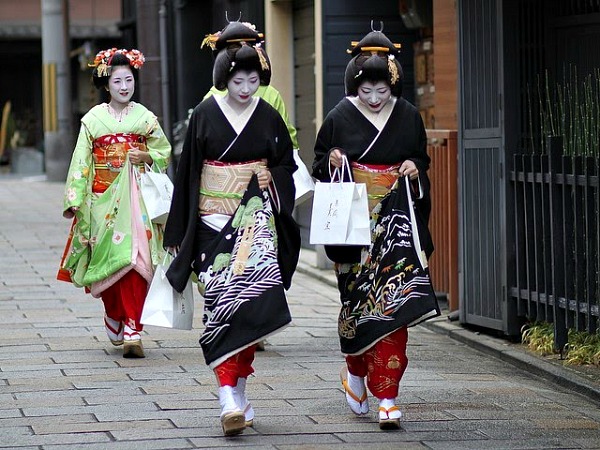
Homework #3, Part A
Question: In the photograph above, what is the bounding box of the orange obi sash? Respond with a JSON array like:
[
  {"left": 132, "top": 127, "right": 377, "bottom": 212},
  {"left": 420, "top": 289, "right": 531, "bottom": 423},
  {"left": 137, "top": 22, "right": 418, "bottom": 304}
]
[
  {"left": 92, "top": 133, "right": 147, "bottom": 193},
  {"left": 351, "top": 162, "right": 400, "bottom": 211},
  {"left": 199, "top": 159, "right": 267, "bottom": 216}
]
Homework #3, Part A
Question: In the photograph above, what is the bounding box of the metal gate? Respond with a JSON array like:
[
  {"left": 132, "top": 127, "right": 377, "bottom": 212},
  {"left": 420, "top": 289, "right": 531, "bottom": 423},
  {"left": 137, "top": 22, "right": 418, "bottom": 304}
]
[{"left": 458, "top": 0, "right": 508, "bottom": 331}]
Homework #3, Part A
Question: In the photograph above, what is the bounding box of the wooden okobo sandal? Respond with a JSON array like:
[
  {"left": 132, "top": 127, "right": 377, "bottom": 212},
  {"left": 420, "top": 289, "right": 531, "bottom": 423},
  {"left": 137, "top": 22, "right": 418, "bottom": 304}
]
[{"left": 378, "top": 405, "right": 401, "bottom": 430}]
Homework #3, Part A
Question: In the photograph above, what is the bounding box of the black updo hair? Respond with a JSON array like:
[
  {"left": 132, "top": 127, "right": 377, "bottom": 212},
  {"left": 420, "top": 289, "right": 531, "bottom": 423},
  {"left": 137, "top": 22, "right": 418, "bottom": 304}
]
[
  {"left": 344, "top": 30, "right": 403, "bottom": 97},
  {"left": 212, "top": 42, "right": 271, "bottom": 91},
  {"left": 210, "top": 21, "right": 271, "bottom": 90},
  {"left": 92, "top": 52, "right": 138, "bottom": 90},
  {"left": 214, "top": 21, "right": 261, "bottom": 53}
]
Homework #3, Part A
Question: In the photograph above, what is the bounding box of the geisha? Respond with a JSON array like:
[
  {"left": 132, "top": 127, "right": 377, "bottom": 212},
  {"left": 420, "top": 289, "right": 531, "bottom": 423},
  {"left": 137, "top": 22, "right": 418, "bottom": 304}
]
[
  {"left": 163, "top": 21, "right": 300, "bottom": 436},
  {"left": 58, "top": 48, "right": 172, "bottom": 359}
]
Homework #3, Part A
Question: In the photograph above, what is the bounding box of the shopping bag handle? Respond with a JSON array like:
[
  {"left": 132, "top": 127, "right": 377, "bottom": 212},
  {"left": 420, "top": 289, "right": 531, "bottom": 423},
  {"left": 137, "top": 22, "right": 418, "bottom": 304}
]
[
  {"left": 404, "top": 175, "right": 428, "bottom": 268},
  {"left": 329, "top": 155, "right": 353, "bottom": 183}
]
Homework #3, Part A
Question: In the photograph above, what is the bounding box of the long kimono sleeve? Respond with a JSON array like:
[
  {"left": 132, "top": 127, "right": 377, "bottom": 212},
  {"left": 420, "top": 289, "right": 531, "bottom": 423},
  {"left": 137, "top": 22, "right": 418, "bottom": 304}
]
[
  {"left": 164, "top": 107, "right": 202, "bottom": 292},
  {"left": 63, "top": 123, "right": 93, "bottom": 215},
  {"left": 409, "top": 111, "right": 433, "bottom": 257},
  {"left": 145, "top": 114, "right": 171, "bottom": 171},
  {"left": 409, "top": 115, "right": 430, "bottom": 180},
  {"left": 267, "top": 111, "right": 300, "bottom": 290},
  {"left": 263, "top": 87, "right": 300, "bottom": 150},
  {"left": 312, "top": 111, "right": 336, "bottom": 182},
  {"left": 268, "top": 111, "right": 297, "bottom": 213}
]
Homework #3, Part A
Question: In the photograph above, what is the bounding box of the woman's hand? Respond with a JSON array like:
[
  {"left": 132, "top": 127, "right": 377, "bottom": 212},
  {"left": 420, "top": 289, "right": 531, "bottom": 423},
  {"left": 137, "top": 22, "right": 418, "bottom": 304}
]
[
  {"left": 329, "top": 148, "right": 345, "bottom": 169},
  {"left": 128, "top": 149, "right": 152, "bottom": 166},
  {"left": 399, "top": 160, "right": 419, "bottom": 180},
  {"left": 257, "top": 168, "right": 272, "bottom": 190}
]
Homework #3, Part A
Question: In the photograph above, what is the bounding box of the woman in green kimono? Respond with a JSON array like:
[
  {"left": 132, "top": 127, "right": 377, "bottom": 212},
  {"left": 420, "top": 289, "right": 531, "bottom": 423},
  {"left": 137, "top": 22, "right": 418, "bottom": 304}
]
[{"left": 58, "top": 48, "right": 171, "bottom": 358}]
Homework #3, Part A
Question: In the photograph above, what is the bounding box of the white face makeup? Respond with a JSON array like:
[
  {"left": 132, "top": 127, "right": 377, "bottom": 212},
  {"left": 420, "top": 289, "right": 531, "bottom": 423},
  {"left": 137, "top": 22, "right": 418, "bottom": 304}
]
[
  {"left": 227, "top": 70, "right": 260, "bottom": 107},
  {"left": 108, "top": 66, "right": 135, "bottom": 105},
  {"left": 357, "top": 81, "right": 392, "bottom": 113}
]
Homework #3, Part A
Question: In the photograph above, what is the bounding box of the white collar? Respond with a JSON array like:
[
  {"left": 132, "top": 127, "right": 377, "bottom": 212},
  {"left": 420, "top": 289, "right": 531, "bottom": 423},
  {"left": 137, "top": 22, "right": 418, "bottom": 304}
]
[{"left": 348, "top": 96, "right": 396, "bottom": 131}]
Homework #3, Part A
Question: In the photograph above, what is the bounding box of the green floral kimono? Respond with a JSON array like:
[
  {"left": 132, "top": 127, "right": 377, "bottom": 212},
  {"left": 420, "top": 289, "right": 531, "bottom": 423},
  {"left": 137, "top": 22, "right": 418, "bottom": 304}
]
[{"left": 58, "top": 102, "right": 171, "bottom": 297}]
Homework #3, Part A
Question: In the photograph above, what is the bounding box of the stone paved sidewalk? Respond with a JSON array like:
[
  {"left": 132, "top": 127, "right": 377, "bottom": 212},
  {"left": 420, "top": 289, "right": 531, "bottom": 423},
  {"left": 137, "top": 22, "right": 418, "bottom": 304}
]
[{"left": 0, "top": 177, "right": 599, "bottom": 450}]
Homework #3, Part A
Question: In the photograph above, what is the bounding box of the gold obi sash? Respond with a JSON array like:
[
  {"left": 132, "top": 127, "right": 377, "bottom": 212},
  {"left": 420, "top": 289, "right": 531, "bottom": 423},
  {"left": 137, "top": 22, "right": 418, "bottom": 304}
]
[
  {"left": 351, "top": 162, "right": 400, "bottom": 211},
  {"left": 199, "top": 159, "right": 267, "bottom": 216},
  {"left": 92, "top": 133, "right": 147, "bottom": 193}
]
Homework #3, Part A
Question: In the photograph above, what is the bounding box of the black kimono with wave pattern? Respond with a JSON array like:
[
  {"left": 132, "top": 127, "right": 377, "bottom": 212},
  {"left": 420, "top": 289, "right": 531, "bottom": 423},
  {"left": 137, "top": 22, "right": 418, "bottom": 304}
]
[
  {"left": 312, "top": 96, "right": 439, "bottom": 355},
  {"left": 164, "top": 96, "right": 300, "bottom": 367}
]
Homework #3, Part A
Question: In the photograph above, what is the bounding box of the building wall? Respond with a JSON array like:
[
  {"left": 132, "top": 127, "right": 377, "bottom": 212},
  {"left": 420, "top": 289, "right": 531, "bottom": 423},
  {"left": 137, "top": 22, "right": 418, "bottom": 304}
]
[
  {"left": 433, "top": 0, "right": 458, "bottom": 129},
  {"left": 0, "top": 0, "right": 121, "bottom": 151},
  {"left": 0, "top": 0, "right": 121, "bottom": 36},
  {"left": 264, "top": 1, "right": 295, "bottom": 124}
]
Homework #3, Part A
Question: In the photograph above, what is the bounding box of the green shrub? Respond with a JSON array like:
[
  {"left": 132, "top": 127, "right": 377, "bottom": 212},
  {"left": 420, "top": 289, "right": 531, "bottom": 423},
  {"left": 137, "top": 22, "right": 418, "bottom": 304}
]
[{"left": 521, "top": 322, "right": 600, "bottom": 366}]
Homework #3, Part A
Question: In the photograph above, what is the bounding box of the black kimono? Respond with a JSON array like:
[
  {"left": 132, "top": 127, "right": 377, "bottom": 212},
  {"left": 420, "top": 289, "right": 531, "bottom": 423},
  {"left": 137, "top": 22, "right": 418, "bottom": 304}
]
[
  {"left": 312, "top": 96, "right": 439, "bottom": 355},
  {"left": 313, "top": 96, "right": 433, "bottom": 261},
  {"left": 164, "top": 96, "right": 300, "bottom": 368}
]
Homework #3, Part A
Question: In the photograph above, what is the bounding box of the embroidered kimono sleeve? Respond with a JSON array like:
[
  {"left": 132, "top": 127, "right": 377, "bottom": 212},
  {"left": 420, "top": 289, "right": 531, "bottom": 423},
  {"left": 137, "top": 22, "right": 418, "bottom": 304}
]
[
  {"left": 63, "top": 123, "right": 93, "bottom": 214},
  {"left": 145, "top": 114, "right": 171, "bottom": 171}
]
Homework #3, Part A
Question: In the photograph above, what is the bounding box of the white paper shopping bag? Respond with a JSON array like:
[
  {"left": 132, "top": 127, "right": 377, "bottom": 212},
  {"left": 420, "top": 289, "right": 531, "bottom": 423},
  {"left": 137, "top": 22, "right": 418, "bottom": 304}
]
[
  {"left": 139, "top": 165, "right": 174, "bottom": 224},
  {"left": 141, "top": 254, "right": 194, "bottom": 330},
  {"left": 309, "top": 158, "right": 370, "bottom": 246},
  {"left": 293, "top": 149, "right": 315, "bottom": 206},
  {"left": 345, "top": 182, "right": 371, "bottom": 245}
]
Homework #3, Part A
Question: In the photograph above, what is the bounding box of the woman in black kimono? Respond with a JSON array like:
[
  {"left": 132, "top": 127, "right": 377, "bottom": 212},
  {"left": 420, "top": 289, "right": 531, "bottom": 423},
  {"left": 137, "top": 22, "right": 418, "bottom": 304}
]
[
  {"left": 312, "top": 27, "right": 439, "bottom": 430},
  {"left": 163, "top": 21, "right": 300, "bottom": 436}
]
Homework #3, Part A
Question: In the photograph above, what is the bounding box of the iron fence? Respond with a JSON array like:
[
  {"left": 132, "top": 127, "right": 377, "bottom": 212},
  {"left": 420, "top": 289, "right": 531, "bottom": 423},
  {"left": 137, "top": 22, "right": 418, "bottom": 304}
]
[{"left": 510, "top": 136, "right": 599, "bottom": 351}]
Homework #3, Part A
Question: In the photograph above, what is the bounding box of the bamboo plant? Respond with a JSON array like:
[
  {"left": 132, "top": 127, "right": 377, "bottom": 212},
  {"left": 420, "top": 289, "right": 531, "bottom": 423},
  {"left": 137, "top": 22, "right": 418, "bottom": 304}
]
[{"left": 527, "top": 67, "right": 600, "bottom": 158}]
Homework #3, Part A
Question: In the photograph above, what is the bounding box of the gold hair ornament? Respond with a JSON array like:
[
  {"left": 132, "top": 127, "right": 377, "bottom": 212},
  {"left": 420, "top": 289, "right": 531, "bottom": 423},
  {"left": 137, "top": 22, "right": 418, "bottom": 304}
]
[
  {"left": 347, "top": 43, "right": 402, "bottom": 54},
  {"left": 201, "top": 22, "right": 263, "bottom": 51},
  {"left": 201, "top": 33, "right": 220, "bottom": 50},
  {"left": 255, "top": 43, "right": 270, "bottom": 71},
  {"left": 388, "top": 54, "right": 399, "bottom": 85}
]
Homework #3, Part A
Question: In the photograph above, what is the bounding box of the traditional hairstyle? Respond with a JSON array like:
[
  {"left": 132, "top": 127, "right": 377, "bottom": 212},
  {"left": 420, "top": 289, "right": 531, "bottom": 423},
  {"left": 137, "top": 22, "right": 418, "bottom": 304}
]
[
  {"left": 202, "top": 21, "right": 271, "bottom": 91},
  {"left": 344, "top": 28, "right": 403, "bottom": 98},
  {"left": 89, "top": 48, "right": 145, "bottom": 90}
]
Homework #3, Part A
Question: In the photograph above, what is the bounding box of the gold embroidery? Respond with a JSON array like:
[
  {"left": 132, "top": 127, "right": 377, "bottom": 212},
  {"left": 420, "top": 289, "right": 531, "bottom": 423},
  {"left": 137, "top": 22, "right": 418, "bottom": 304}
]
[
  {"left": 199, "top": 160, "right": 266, "bottom": 216},
  {"left": 387, "top": 355, "right": 401, "bottom": 369},
  {"left": 372, "top": 376, "right": 398, "bottom": 393},
  {"left": 351, "top": 163, "right": 400, "bottom": 211},
  {"left": 233, "top": 223, "right": 254, "bottom": 275}
]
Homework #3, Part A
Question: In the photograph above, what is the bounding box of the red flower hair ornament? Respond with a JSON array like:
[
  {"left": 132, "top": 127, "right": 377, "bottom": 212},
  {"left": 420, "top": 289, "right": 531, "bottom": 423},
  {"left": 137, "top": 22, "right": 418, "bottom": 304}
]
[{"left": 89, "top": 48, "right": 145, "bottom": 77}]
